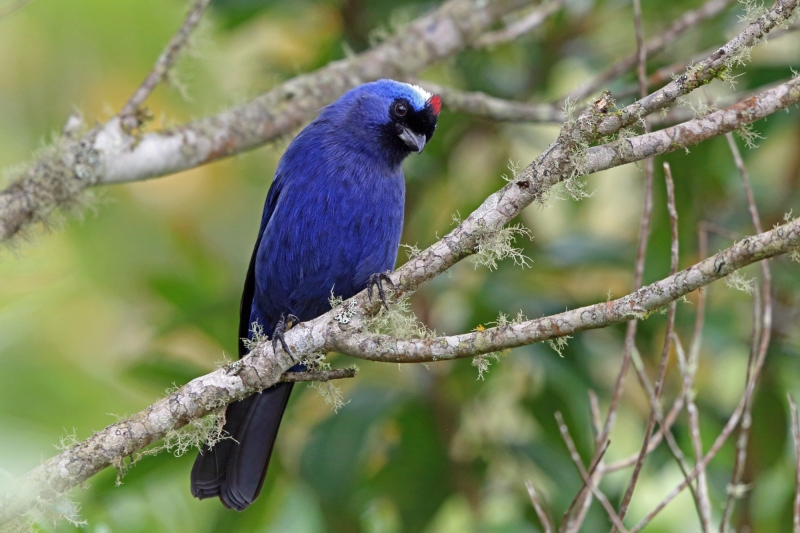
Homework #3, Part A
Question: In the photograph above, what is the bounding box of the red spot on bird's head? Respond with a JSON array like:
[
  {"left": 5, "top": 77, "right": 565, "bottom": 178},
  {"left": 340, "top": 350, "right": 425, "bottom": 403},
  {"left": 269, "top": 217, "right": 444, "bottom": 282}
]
[{"left": 427, "top": 95, "right": 442, "bottom": 115}]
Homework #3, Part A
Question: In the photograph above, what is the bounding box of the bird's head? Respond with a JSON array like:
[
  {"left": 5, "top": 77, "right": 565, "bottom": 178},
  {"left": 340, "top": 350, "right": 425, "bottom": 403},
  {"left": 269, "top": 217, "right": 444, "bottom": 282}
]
[{"left": 333, "top": 80, "right": 441, "bottom": 163}]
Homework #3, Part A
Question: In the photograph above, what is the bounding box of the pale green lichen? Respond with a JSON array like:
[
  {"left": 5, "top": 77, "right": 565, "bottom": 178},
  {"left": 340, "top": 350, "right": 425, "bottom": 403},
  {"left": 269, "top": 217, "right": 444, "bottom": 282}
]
[
  {"left": 561, "top": 97, "right": 578, "bottom": 128},
  {"left": 1, "top": 133, "right": 101, "bottom": 248},
  {"left": 469, "top": 221, "right": 533, "bottom": 271},
  {"left": 2, "top": 496, "right": 86, "bottom": 533},
  {"left": 241, "top": 321, "right": 268, "bottom": 352},
  {"left": 501, "top": 159, "right": 521, "bottom": 182},
  {"left": 399, "top": 242, "right": 422, "bottom": 259},
  {"left": 472, "top": 351, "right": 503, "bottom": 380},
  {"left": 738, "top": 0, "right": 767, "bottom": 25},
  {"left": 736, "top": 123, "right": 764, "bottom": 149},
  {"left": 55, "top": 428, "right": 79, "bottom": 452},
  {"left": 471, "top": 311, "right": 527, "bottom": 379},
  {"left": 149, "top": 410, "right": 228, "bottom": 458},
  {"left": 309, "top": 381, "right": 348, "bottom": 413},
  {"left": 303, "top": 352, "right": 349, "bottom": 412},
  {"left": 365, "top": 295, "right": 433, "bottom": 340},
  {"left": 725, "top": 271, "right": 755, "bottom": 294},
  {"left": 547, "top": 336, "right": 572, "bottom": 357}
]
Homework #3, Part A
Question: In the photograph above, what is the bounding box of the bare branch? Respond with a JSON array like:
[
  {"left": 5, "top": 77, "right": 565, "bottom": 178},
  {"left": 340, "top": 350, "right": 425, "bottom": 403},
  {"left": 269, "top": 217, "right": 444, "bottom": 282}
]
[
  {"left": 525, "top": 480, "right": 554, "bottom": 533},
  {"left": 417, "top": 81, "right": 564, "bottom": 123},
  {"left": 118, "top": 0, "right": 212, "bottom": 131},
  {"left": 790, "top": 395, "right": 800, "bottom": 533},
  {"left": 554, "top": 414, "right": 627, "bottom": 532},
  {"left": 630, "top": 264, "right": 776, "bottom": 532},
  {"left": 475, "top": 0, "right": 564, "bottom": 48},
  {"left": 616, "top": 161, "right": 679, "bottom": 527},
  {"left": 330, "top": 218, "right": 799, "bottom": 362},
  {"left": 674, "top": 335, "right": 713, "bottom": 532},
  {"left": 719, "top": 130, "right": 774, "bottom": 531}
]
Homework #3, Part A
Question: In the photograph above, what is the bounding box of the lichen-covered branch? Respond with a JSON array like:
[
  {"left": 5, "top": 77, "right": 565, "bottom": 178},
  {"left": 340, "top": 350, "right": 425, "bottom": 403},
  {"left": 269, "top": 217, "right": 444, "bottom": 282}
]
[
  {"left": 564, "top": 0, "right": 736, "bottom": 103},
  {"left": 586, "top": 75, "right": 800, "bottom": 173},
  {"left": 329, "top": 217, "right": 800, "bottom": 362},
  {"left": 578, "top": 0, "right": 798, "bottom": 139},
  {"left": 0, "top": 0, "right": 528, "bottom": 242}
]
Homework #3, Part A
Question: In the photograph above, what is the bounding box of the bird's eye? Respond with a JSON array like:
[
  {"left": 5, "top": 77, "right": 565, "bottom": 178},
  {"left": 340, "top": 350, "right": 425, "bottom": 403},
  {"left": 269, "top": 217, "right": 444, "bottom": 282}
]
[{"left": 394, "top": 102, "right": 408, "bottom": 116}]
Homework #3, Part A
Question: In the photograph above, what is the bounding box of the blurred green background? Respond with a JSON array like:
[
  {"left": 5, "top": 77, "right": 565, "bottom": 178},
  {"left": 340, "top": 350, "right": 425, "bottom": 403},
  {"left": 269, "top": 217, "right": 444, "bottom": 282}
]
[{"left": 0, "top": 0, "right": 799, "bottom": 531}]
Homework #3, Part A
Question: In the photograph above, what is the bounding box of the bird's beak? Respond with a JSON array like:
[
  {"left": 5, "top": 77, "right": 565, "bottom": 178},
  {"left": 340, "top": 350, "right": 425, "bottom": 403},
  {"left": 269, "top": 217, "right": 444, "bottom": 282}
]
[{"left": 398, "top": 127, "right": 426, "bottom": 153}]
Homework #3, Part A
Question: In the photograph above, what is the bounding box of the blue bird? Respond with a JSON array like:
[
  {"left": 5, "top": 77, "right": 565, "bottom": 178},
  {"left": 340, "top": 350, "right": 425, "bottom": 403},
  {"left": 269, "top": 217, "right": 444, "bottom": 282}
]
[{"left": 190, "top": 79, "right": 441, "bottom": 510}]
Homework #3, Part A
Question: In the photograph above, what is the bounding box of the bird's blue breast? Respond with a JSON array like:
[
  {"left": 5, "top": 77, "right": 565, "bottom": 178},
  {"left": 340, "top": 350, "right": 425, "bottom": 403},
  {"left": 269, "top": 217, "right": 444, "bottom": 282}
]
[{"left": 249, "top": 113, "right": 405, "bottom": 334}]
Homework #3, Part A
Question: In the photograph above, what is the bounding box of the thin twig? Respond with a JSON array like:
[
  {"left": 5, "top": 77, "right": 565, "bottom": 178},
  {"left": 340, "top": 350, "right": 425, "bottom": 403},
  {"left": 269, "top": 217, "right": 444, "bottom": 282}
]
[
  {"left": 674, "top": 335, "right": 713, "bottom": 532},
  {"left": 560, "top": 441, "right": 607, "bottom": 532},
  {"left": 699, "top": 220, "right": 741, "bottom": 242},
  {"left": 119, "top": 0, "right": 212, "bottom": 130},
  {"left": 664, "top": 163, "right": 713, "bottom": 531},
  {"left": 601, "top": 393, "right": 686, "bottom": 472},
  {"left": 629, "top": 285, "right": 775, "bottom": 532},
  {"left": 607, "top": 2, "right": 656, "bottom": 529},
  {"left": 554, "top": 413, "right": 627, "bottom": 532},
  {"left": 628, "top": 345, "right": 702, "bottom": 513},
  {"left": 588, "top": 390, "right": 602, "bottom": 440},
  {"left": 416, "top": 81, "right": 563, "bottom": 123},
  {"left": 526, "top": 480, "right": 554, "bottom": 533},
  {"left": 475, "top": 0, "right": 564, "bottom": 47},
  {"left": 615, "top": 162, "right": 678, "bottom": 528},
  {"left": 575, "top": 50, "right": 658, "bottom": 523},
  {"left": 789, "top": 395, "right": 800, "bottom": 533},
  {"left": 718, "top": 131, "right": 774, "bottom": 532},
  {"left": 621, "top": 184, "right": 704, "bottom": 519}
]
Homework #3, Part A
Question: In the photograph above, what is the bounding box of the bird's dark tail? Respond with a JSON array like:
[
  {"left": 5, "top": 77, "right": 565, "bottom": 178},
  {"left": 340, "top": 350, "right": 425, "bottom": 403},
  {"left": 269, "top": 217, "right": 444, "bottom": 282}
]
[{"left": 190, "top": 381, "right": 294, "bottom": 511}]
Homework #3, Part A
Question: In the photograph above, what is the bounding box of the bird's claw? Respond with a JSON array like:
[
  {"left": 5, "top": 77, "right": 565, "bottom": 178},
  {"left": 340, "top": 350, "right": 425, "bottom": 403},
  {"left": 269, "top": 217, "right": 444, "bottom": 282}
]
[
  {"left": 368, "top": 271, "right": 395, "bottom": 311},
  {"left": 272, "top": 313, "right": 300, "bottom": 362}
]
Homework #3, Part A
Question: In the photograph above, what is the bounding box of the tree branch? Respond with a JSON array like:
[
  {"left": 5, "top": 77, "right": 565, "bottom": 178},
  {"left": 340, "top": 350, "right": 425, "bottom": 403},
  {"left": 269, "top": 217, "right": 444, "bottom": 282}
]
[
  {"left": 474, "top": 0, "right": 564, "bottom": 48},
  {"left": 329, "top": 217, "right": 800, "bottom": 362},
  {"left": 563, "top": 0, "right": 736, "bottom": 103},
  {"left": 586, "top": 75, "right": 800, "bottom": 174},
  {"left": 416, "top": 80, "right": 564, "bottom": 123}
]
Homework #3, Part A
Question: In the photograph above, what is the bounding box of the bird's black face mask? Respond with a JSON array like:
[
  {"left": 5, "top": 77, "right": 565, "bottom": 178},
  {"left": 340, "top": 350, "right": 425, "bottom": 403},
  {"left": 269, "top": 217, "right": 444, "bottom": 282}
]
[{"left": 385, "top": 94, "right": 441, "bottom": 156}]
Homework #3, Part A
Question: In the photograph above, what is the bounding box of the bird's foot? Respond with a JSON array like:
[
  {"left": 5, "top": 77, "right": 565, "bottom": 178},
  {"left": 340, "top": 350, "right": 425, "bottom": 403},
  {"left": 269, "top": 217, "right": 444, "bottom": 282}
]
[
  {"left": 368, "top": 271, "right": 395, "bottom": 311},
  {"left": 272, "top": 313, "right": 300, "bottom": 362}
]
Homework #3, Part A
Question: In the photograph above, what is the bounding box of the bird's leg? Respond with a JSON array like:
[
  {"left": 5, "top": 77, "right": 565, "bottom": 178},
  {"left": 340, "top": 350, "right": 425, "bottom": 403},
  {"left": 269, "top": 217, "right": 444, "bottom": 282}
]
[
  {"left": 272, "top": 313, "right": 300, "bottom": 362},
  {"left": 368, "top": 271, "right": 395, "bottom": 311}
]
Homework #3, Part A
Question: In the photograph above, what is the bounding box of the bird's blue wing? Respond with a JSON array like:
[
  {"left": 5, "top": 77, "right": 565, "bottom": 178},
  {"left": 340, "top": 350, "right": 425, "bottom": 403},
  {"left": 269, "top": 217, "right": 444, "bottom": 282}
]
[{"left": 237, "top": 172, "right": 284, "bottom": 357}]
